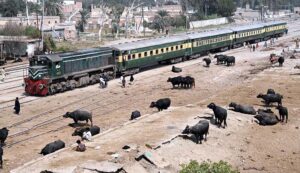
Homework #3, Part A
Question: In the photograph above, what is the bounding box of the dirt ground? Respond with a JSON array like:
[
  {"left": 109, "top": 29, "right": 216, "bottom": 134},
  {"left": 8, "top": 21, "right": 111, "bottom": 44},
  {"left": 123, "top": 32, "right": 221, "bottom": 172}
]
[{"left": 1, "top": 19, "right": 300, "bottom": 173}]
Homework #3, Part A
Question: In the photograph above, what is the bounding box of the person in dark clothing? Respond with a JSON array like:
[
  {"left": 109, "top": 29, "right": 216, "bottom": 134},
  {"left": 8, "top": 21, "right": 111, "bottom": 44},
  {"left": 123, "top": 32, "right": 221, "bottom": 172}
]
[
  {"left": 130, "top": 74, "right": 134, "bottom": 83},
  {"left": 0, "top": 145, "right": 3, "bottom": 169},
  {"left": 122, "top": 77, "right": 126, "bottom": 88},
  {"left": 14, "top": 97, "right": 20, "bottom": 114},
  {"left": 253, "top": 45, "right": 256, "bottom": 52}
]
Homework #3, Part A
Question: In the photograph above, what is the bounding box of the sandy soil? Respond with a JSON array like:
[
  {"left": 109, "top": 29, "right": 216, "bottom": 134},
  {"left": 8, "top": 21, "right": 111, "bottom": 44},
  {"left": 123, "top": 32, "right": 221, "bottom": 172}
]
[{"left": 1, "top": 18, "right": 300, "bottom": 173}]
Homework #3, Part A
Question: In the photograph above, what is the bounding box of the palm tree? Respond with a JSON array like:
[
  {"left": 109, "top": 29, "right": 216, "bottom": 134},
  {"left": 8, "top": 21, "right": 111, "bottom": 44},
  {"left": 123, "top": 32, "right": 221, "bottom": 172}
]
[
  {"left": 44, "top": 0, "right": 63, "bottom": 17},
  {"left": 152, "top": 10, "right": 170, "bottom": 33},
  {"left": 77, "top": 10, "right": 90, "bottom": 32}
]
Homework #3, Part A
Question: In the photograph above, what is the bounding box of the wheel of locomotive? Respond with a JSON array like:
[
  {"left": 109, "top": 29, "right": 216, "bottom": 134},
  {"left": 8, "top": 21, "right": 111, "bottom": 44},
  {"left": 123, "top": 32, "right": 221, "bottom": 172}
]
[{"left": 60, "top": 82, "right": 67, "bottom": 92}]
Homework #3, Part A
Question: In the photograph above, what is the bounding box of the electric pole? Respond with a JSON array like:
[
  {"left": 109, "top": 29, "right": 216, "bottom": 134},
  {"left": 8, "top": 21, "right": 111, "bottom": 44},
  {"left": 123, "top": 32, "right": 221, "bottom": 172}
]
[{"left": 40, "top": 0, "right": 44, "bottom": 52}]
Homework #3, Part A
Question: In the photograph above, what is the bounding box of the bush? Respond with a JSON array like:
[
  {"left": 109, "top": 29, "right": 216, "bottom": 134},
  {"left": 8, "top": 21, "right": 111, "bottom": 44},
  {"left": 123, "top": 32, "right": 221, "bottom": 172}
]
[
  {"left": 25, "top": 26, "right": 40, "bottom": 38},
  {"left": 180, "top": 160, "right": 239, "bottom": 173}
]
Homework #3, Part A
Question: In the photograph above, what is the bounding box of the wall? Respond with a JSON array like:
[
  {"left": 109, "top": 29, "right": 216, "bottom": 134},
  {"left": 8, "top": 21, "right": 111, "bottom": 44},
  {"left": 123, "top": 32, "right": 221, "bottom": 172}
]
[{"left": 189, "top": 17, "right": 229, "bottom": 29}]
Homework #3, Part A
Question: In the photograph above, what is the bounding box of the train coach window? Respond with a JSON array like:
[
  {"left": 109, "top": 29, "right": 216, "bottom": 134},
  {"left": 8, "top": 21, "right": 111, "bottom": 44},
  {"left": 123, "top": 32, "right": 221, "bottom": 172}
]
[
  {"left": 128, "top": 55, "right": 131, "bottom": 60},
  {"left": 150, "top": 50, "right": 153, "bottom": 56},
  {"left": 161, "top": 48, "right": 164, "bottom": 53},
  {"left": 176, "top": 46, "right": 178, "bottom": 50},
  {"left": 144, "top": 52, "right": 148, "bottom": 57},
  {"left": 180, "top": 45, "right": 183, "bottom": 49},
  {"left": 166, "top": 47, "right": 169, "bottom": 52},
  {"left": 132, "top": 54, "right": 136, "bottom": 59},
  {"left": 156, "top": 49, "right": 159, "bottom": 54},
  {"left": 138, "top": 53, "right": 141, "bottom": 58},
  {"left": 171, "top": 47, "right": 174, "bottom": 51}
]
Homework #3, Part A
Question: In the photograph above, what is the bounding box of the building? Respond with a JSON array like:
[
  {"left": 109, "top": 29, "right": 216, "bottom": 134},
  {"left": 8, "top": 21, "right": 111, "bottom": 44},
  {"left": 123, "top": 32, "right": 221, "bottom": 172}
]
[
  {"left": 62, "top": 0, "right": 83, "bottom": 21},
  {"left": 0, "top": 16, "right": 60, "bottom": 29}
]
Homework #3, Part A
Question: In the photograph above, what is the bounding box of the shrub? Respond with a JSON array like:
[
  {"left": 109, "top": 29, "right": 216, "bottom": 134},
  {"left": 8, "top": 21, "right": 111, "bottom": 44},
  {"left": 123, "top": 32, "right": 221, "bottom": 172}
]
[
  {"left": 25, "top": 26, "right": 40, "bottom": 38},
  {"left": 180, "top": 160, "right": 239, "bottom": 173}
]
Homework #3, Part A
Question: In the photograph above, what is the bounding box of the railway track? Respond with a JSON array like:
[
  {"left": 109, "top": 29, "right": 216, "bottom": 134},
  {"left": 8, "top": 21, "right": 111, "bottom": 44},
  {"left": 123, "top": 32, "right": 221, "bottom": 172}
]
[{"left": 3, "top": 33, "right": 296, "bottom": 149}]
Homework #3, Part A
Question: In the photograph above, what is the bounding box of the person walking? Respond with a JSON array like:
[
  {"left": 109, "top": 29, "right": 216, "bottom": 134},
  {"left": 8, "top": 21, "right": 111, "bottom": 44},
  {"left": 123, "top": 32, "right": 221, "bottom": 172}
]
[
  {"left": 253, "top": 45, "right": 256, "bottom": 52},
  {"left": 0, "top": 145, "right": 3, "bottom": 169},
  {"left": 264, "top": 41, "right": 268, "bottom": 48},
  {"left": 130, "top": 74, "right": 134, "bottom": 83},
  {"left": 14, "top": 97, "right": 20, "bottom": 115},
  {"left": 122, "top": 76, "right": 126, "bottom": 88},
  {"left": 0, "top": 68, "right": 6, "bottom": 82}
]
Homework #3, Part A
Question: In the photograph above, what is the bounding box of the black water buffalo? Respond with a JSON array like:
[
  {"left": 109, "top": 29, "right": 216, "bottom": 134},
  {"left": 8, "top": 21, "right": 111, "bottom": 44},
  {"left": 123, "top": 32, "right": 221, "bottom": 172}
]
[
  {"left": 40, "top": 140, "right": 65, "bottom": 155},
  {"left": 267, "top": 89, "right": 276, "bottom": 95},
  {"left": 72, "top": 126, "right": 100, "bottom": 137},
  {"left": 167, "top": 76, "right": 183, "bottom": 88},
  {"left": 203, "top": 58, "right": 211, "bottom": 67},
  {"left": 150, "top": 98, "right": 171, "bottom": 111},
  {"left": 63, "top": 110, "right": 93, "bottom": 126},
  {"left": 40, "top": 171, "right": 54, "bottom": 173},
  {"left": 214, "top": 55, "right": 227, "bottom": 65},
  {"left": 182, "top": 120, "right": 209, "bottom": 144},
  {"left": 278, "top": 56, "right": 285, "bottom": 66},
  {"left": 207, "top": 103, "right": 227, "bottom": 128},
  {"left": 130, "top": 110, "right": 141, "bottom": 120},
  {"left": 172, "top": 66, "right": 182, "bottom": 73},
  {"left": 228, "top": 102, "right": 256, "bottom": 115},
  {"left": 225, "top": 56, "right": 235, "bottom": 66},
  {"left": 182, "top": 76, "right": 195, "bottom": 88},
  {"left": 276, "top": 105, "right": 288, "bottom": 123},
  {"left": 255, "top": 110, "right": 279, "bottom": 126},
  {"left": 0, "top": 128, "right": 9, "bottom": 146},
  {"left": 0, "top": 146, "right": 3, "bottom": 169},
  {"left": 257, "top": 93, "right": 283, "bottom": 106}
]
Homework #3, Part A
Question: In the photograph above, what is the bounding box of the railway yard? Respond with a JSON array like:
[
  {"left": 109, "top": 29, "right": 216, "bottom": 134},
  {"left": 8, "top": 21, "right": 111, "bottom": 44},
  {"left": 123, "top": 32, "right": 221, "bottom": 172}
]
[{"left": 0, "top": 17, "right": 300, "bottom": 173}]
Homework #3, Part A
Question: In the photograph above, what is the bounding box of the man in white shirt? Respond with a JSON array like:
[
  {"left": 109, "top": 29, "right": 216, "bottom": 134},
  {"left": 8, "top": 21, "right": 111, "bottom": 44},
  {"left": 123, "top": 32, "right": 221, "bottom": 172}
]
[{"left": 82, "top": 128, "right": 92, "bottom": 141}]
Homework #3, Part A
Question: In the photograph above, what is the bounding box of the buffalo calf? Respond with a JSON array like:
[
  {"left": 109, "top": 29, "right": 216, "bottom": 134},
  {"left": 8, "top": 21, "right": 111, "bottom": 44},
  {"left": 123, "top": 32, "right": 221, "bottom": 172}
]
[
  {"left": 207, "top": 103, "right": 227, "bottom": 128},
  {"left": 276, "top": 105, "right": 288, "bottom": 123},
  {"left": 130, "top": 111, "right": 141, "bottom": 120}
]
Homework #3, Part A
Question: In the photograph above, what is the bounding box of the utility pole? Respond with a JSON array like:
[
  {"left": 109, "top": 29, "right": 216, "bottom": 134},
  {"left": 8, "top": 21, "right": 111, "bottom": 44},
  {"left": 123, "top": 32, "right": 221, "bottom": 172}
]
[
  {"left": 142, "top": 5, "right": 145, "bottom": 37},
  {"left": 40, "top": 0, "right": 44, "bottom": 52},
  {"left": 26, "top": 0, "right": 30, "bottom": 26},
  {"left": 204, "top": 0, "right": 208, "bottom": 17}
]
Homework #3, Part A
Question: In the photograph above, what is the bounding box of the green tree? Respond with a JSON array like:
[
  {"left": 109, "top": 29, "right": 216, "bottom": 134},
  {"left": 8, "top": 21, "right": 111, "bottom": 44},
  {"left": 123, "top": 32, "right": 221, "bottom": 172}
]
[
  {"left": 217, "top": 0, "right": 236, "bottom": 17},
  {"left": 44, "top": 0, "right": 63, "bottom": 17},
  {"left": 180, "top": 160, "right": 239, "bottom": 173},
  {"left": 0, "top": 0, "right": 26, "bottom": 17}
]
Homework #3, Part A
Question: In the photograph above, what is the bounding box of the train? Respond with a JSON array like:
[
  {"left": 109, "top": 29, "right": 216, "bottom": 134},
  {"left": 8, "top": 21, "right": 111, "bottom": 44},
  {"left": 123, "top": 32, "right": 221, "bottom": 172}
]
[{"left": 24, "top": 21, "right": 288, "bottom": 96}]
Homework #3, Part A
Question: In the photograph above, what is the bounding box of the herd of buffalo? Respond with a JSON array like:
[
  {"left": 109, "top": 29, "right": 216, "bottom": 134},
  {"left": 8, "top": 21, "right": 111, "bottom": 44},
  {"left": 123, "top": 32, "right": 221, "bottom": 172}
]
[{"left": 0, "top": 52, "right": 291, "bottom": 170}]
